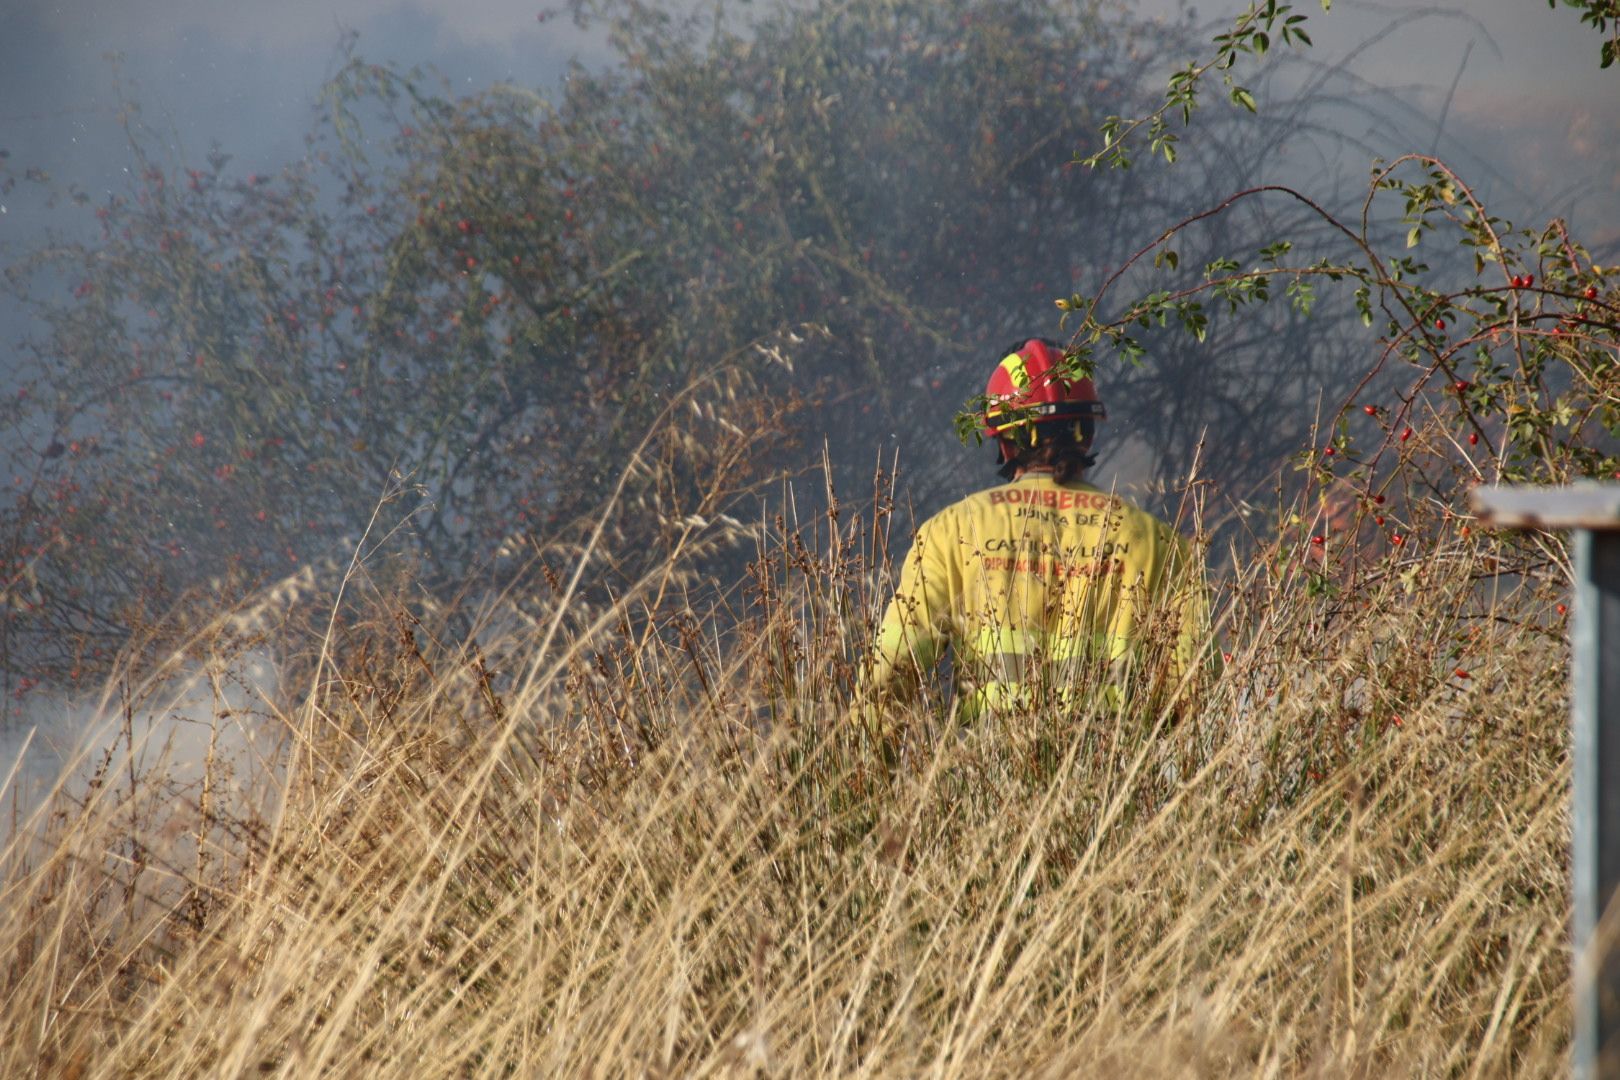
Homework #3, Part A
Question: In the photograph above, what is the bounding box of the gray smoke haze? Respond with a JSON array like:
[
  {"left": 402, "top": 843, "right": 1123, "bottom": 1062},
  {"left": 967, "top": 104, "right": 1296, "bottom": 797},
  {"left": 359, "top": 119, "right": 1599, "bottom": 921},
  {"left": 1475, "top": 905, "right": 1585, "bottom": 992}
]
[
  {"left": 0, "top": 0, "right": 1613, "bottom": 740},
  {"left": 0, "top": 0, "right": 1610, "bottom": 391},
  {"left": 2, "top": 0, "right": 1612, "bottom": 491},
  {"left": 2, "top": 0, "right": 1614, "bottom": 347},
  {"left": 2, "top": 0, "right": 1614, "bottom": 245},
  {"left": 0, "top": 650, "right": 283, "bottom": 840},
  {"left": 1283, "top": 0, "right": 1618, "bottom": 244},
  {"left": 0, "top": 1, "right": 597, "bottom": 241}
]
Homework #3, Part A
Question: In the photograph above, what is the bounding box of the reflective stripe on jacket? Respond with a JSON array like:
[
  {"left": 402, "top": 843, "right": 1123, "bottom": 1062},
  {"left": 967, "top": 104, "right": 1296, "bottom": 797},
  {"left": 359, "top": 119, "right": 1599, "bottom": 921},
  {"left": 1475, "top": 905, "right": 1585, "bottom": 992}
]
[{"left": 862, "top": 475, "right": 1209, "bottom": 717}]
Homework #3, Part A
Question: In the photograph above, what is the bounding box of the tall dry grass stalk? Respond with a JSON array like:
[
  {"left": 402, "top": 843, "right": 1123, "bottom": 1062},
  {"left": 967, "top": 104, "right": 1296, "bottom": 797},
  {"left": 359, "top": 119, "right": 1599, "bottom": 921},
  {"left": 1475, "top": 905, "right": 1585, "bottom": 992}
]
[{"left": 0, "top": 459, "right": 1573, "bottom": 1077}]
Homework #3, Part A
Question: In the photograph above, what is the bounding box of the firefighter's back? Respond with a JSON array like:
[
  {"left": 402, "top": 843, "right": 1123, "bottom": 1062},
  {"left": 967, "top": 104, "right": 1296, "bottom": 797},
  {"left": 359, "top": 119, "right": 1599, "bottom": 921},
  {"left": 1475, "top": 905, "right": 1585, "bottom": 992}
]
[{"left": 916, "top": 474, "right": 1193, "bottom": 707}]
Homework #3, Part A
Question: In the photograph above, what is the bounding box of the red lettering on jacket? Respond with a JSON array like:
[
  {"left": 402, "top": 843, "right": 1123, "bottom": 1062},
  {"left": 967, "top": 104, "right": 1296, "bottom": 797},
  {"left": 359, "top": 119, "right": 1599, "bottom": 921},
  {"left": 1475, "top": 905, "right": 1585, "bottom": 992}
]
[{"left": 992, "top": 488, "right": 1121, "bottom": 511}]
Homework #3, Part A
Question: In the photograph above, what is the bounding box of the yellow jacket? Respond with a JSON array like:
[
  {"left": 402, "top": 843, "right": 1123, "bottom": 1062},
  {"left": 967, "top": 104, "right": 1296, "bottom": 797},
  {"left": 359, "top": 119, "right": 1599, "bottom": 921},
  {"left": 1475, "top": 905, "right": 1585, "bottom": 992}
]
[{"left": 862, "top": 474, "right": 1210, "bottom": 718}]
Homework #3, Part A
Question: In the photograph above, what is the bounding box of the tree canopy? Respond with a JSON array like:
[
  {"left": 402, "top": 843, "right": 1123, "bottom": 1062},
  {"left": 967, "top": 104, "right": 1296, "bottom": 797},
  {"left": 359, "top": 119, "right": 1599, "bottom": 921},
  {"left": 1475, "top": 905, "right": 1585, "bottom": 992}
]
[
  {"left": 4, "top": 0, "right": 1613, "bottom": 696},
  {"left": 0, "top": 0, "right": 1202, "bottom": 685}
]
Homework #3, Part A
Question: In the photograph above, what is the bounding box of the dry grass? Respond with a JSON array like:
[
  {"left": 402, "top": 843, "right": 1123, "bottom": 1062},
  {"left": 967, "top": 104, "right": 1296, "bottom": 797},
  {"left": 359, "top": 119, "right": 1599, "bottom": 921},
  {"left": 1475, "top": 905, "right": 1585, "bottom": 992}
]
[{"left": 0, "top": 464, "right": 1574, "bottom": 1078}]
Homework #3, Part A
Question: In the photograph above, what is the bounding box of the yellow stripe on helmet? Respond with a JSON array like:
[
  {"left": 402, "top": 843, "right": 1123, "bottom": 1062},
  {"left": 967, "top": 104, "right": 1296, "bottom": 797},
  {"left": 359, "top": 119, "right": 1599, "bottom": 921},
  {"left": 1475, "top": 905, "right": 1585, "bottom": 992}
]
[{"left": 999, "top": 352, "right": 1031, "bottom": 389}]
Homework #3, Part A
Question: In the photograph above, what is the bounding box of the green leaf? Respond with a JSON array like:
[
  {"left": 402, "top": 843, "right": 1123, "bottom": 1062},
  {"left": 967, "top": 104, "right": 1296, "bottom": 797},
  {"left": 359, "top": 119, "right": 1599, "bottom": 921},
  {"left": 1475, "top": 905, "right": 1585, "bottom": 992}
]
[
  {"left": 1286, "top": 277, "right": 1315, "bottom": 316},
  {"left": 1179, "top": 301, "right": 1209, "bottom": 342},
  {"left": 1259, "top": 239, "right": 1293, "bottom": 263},
  {"left": 1231, "top": 86, "right": 1258, "bottom": 112}
]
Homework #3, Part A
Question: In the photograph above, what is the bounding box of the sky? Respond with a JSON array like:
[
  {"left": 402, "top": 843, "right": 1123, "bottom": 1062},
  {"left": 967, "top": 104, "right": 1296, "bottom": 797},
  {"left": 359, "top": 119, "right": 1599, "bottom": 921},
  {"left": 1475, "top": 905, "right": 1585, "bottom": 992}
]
[
  {"left": 1283, "top": 0, "right": 1619, "bottom": 244},
  {"left": 2, "top": 0, "right": 1615, "bottom": 253},
  {"left": 0, "top": 0, "right": 601, "bottom": 232}
]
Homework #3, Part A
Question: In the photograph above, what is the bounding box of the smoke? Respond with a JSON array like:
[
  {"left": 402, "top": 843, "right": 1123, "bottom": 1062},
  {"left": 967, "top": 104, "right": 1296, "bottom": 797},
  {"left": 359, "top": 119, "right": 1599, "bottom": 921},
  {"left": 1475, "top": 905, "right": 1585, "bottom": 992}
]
[
  {"left": 0, "top": 650, "right": 285, "bottom": 840},
  {"left": 1, "top": 0, "right": 1615, "bottom": 732},
  {"left": 26, "top": 0, "right": 609, "bottom": 51}
]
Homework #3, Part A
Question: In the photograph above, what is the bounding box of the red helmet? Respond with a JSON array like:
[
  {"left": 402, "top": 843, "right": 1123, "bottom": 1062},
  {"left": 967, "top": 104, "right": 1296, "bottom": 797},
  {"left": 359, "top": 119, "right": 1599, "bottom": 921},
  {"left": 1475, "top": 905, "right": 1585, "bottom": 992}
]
[{"left": 982, "top": 338, "right": 1106, "bottom": 443}]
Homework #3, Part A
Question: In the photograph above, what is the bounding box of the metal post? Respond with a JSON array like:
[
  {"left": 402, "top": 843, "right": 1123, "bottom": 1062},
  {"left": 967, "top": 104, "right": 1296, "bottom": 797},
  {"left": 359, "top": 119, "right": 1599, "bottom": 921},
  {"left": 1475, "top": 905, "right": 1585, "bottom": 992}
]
[
  {"left": 1574, "top": 528, "right": 1620, "bottom": 1075},
  {"left": 1472, "top": 484, "right": 1620, "bottom": 1078}
]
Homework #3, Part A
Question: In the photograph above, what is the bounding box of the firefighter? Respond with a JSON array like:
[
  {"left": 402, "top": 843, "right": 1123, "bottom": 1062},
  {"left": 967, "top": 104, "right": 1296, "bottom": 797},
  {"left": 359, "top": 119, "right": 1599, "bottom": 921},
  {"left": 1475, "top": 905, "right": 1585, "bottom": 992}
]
[{"left": 860, "top": 337, "right": 1211, "bottom": 722}]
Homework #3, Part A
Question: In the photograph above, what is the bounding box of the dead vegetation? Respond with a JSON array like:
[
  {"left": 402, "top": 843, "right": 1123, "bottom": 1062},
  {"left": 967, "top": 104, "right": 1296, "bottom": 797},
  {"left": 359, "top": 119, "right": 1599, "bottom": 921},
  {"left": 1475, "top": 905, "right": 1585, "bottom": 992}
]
[{"left": 0, "top": 448, "right": 1574, "bottom": 1078}]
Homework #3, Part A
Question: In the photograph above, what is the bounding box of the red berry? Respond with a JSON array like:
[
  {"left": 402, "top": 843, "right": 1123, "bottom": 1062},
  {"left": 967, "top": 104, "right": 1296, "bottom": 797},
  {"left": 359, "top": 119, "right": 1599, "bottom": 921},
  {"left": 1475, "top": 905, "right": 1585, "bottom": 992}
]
[
  {"left": 1311, "top": 535, "right": 1325, "bottom": 546},
  {"left": 1434, "top": 319, "right": 1446, "bottom": 331},
  {"left": 1585, "top": 286, "right": 1599, "bottom": 300},
  {"left": 1524, "top": 274, "right": 1534, "bottom": 287},
  {"left": 1558, "top": 603, "right": 1568, "bottom": 616},
  {"left": 191, "top": 433, "right": 206, "bottom": 448},
  {"left": 1454, "top": 380, "right": 1469, "bottom": 392},
  {"left": 1468, "top": 432, "right": 1478, "bottom": 445},
  {"left": 1363, "top": 404, "right": 1378, "bottom": 416},
  {"left": 1373, "top": 494, "right": 1386, "bottom": 505},
  {"left": 1322, "top": 446, "right": 1336, "bottom": 457},
  {"left": 1390, "top": 533, "right": 1404, "bottom": 546},
  {"left": 1454, "top": 668, "right": 1470, "bottom": 680},
  {"left": 1510, "top": 276, "right": 1523, "bottom": 288},
  {"left": 1401, "top": 427, "right": 1413, "bottom": 442},
  {"left": 1374, "top": 515, "right": 1385, "bottom": 526}
]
